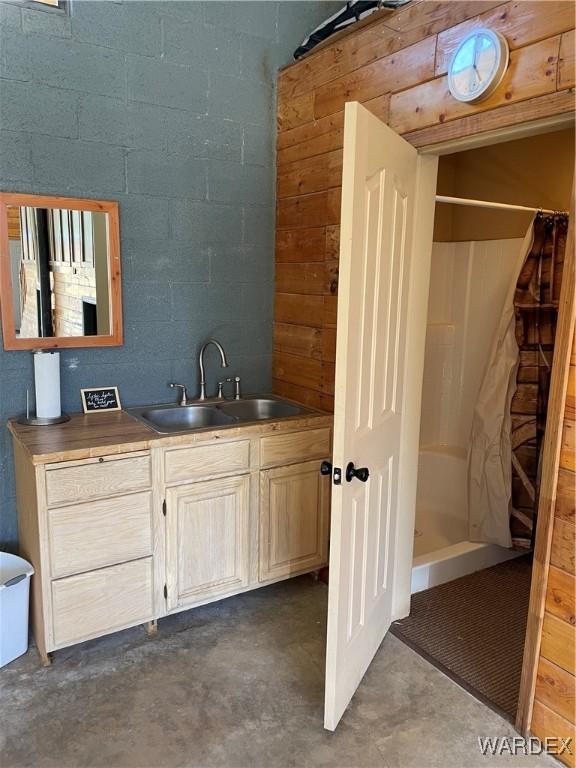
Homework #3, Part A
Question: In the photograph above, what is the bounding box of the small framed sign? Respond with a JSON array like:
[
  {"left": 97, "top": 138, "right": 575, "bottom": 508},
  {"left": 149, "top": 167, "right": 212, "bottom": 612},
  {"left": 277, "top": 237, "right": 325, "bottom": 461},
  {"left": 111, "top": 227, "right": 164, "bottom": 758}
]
[{"left": 81, "top": 386, "right": 121, "bottom": 414}]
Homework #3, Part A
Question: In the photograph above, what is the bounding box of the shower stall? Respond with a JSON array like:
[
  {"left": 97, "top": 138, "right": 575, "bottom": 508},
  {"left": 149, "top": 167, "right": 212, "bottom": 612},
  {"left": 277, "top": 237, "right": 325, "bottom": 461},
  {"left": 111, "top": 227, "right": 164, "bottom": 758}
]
[{"left": 411, "top": 237, "right": 524, "bottom": 593}]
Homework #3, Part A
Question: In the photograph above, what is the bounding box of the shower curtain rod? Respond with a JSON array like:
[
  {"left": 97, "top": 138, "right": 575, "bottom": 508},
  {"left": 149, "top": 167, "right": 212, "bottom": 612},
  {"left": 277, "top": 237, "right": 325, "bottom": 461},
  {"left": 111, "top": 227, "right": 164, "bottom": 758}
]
[{"left": 435, "top": 195, "right": 568, "bottom": 216}]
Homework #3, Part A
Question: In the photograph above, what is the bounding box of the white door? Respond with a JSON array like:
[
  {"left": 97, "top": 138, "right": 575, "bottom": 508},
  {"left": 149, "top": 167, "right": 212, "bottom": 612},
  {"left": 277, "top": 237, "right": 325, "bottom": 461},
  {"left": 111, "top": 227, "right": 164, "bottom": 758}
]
[{"left": 324, "top": 102, "right": 438, "bottom": 730}]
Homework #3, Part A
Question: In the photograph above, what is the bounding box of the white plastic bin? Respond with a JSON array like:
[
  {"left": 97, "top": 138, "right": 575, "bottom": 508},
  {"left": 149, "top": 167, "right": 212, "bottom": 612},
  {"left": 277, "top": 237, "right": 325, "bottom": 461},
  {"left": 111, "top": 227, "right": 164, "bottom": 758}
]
[{"left": 0, "top": 552, "right": 34, "bottom": 667}]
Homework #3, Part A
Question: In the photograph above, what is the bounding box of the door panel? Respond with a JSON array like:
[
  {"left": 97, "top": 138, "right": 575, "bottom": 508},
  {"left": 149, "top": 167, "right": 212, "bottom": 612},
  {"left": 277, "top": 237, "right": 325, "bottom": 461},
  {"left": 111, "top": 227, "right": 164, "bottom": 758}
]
[
  {"left": 260, "top": 460, "right": 330, "bottom": 581},
  {"left": 324, "top": 102, "right": 437, "bottom": 730},
  {"left": 166, "top": 475, "right": 250, "bottom": 610}
]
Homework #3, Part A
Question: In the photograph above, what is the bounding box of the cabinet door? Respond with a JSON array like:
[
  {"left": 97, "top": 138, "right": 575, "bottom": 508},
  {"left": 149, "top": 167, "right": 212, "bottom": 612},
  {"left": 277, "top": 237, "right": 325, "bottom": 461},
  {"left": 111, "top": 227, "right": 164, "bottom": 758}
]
[
  {"left": 260, "top": 460, "right": 330, "bottom": 582},
  {"left": 166, "top": 475, "right": 250, "bottom": 611}
]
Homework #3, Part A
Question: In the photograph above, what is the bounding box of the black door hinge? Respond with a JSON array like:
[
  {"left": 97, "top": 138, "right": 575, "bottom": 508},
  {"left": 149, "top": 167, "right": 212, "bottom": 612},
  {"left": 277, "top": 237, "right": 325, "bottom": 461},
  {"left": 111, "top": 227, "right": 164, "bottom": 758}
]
[
  {"left": 162, "top": 499, "right": 166, "bottom": 516},
  {"left": 163, "top": 584, "right": 168, "bottom": 600}
]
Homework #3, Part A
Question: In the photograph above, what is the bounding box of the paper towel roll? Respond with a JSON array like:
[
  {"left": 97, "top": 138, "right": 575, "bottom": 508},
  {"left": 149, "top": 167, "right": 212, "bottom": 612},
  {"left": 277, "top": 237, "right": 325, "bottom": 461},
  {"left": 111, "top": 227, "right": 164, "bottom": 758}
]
[{"left": 34, "top": 351, "right": 61, "bottom": 419}]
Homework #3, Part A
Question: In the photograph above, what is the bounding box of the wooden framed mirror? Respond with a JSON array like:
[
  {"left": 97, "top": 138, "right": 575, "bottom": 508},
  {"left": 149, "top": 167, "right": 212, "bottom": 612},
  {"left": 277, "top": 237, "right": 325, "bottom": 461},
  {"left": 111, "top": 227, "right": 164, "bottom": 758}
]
[{"left": 0, "top": 193, "right": 122, "bottom": 350}]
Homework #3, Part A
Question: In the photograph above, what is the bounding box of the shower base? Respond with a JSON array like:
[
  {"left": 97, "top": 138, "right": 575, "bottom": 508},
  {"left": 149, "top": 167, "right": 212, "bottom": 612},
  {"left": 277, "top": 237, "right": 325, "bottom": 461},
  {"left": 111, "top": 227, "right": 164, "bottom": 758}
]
[
  {"left": 412, "top": 533, "right": 521, "bottom": 594},
  {"left": 411, "top": 448, "right": 522, "bottom": 594}
]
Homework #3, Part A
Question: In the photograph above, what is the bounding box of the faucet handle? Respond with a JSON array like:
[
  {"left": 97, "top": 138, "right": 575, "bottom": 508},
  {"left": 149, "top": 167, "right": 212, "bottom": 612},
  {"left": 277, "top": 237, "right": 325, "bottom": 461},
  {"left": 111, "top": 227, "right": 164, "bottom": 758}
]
[
  {"left": 169, "top": 382, "right": 188, "bottom": 406},
  {"left": 217, "top": 377, "right": 238, "bottom": 400}
]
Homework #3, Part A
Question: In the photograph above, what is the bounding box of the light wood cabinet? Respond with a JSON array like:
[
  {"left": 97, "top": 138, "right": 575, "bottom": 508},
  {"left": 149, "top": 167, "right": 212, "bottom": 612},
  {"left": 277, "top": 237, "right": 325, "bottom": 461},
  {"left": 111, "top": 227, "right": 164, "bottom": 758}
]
[
  {"left": 51, "top": 558, "right": 154, "bottom": 647},
  {"left": 164, "top": 439, "right": 251, "bottom": 484},
  {"left": 11, "top": 415, "right": 332, "bottom": 663},
  {"left": 45, "top": 452, "right": 151, "bottom": 506},
  {"left": 260, "top": 460, "right": 330, "bottom": 582},
  {"left": 260, "top": 427, "right": 331, "bottom": 469},
  {"left": 13, "top": 444, "right": 158, "bottom": 663},
  {"left": 48, "top": 490, "right": 153, "bottom": 579},
  {"left": 165, "top": 475, "right": 251, "bottom": 610}
]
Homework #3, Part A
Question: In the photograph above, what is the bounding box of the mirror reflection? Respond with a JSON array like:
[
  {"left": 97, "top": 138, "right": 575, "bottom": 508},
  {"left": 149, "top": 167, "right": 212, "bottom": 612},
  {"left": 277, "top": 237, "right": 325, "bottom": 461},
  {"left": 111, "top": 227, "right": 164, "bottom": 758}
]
[{"left": 8, "top": 205, "right": 111, "bottom": 339}]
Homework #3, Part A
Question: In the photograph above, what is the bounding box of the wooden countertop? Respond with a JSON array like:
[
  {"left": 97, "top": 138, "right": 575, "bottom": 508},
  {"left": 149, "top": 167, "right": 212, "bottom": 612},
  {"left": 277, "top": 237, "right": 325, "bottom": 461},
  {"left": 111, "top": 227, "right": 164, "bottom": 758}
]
[{"left": 8, "top": 405, "right": 333, "bottom": 465}]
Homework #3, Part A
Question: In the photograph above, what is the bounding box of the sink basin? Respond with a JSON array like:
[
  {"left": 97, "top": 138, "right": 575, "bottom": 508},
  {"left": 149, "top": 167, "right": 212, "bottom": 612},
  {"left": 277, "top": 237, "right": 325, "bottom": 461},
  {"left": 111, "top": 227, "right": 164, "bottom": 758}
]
[
  {"left": 128, "top": 397, "right": 308, "bottom": 434},
  {"left": 131, "top": 404, "right": 236, "bottom": 434},
  {"left": 220, "top": 398, "right": 304, "bottom": 421}
]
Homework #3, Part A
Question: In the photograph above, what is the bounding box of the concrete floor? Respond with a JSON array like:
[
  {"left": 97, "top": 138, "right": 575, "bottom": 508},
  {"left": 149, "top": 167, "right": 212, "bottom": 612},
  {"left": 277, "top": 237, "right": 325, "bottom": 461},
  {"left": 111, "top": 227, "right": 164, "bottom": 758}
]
[{"left": 1, "top": 577, "right": 556, "bottom": 768}]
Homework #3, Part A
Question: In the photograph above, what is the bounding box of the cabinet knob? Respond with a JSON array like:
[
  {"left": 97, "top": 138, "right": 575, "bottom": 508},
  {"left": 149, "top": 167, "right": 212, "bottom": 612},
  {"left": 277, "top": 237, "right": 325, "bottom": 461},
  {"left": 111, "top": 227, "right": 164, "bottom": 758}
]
[{"left": 320, "top": 461, "right": 332, "bottom": 476}]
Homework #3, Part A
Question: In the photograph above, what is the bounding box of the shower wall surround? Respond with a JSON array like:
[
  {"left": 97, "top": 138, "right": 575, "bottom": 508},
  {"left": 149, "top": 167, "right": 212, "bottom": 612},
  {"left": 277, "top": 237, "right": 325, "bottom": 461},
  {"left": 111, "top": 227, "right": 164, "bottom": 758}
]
[
  {"left": 420, "top": 239, "right": 524, "bottom": 453},
  {"left": 0, "top": 0, "right": 339, "bottom": 549}
]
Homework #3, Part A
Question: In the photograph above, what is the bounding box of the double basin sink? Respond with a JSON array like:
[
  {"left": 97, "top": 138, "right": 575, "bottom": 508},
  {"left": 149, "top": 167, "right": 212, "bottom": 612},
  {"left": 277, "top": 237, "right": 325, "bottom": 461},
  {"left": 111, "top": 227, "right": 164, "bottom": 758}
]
[{"left": 129, "top": 397, "right": 307, "bottom": 434}]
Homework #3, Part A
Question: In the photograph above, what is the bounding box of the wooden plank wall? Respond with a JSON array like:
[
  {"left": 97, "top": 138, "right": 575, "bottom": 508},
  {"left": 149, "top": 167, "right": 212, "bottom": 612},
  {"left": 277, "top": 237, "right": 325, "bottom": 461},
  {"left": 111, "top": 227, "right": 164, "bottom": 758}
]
[
  {"left": 273, "top": 0, "right": 576, "bottom": 410},
  {"left": 531, "top": 329, "right": 576, "bottom": 767},
  {"left": 7, "top": 206, "right": 20, "bottom": 241}
]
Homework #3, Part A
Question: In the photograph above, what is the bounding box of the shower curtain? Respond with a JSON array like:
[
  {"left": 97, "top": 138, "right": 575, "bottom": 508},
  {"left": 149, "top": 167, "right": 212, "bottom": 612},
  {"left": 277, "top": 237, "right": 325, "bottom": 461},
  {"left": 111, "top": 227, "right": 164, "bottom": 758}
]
[{"left": 468, "top": 213, "right": 568, "bottom": 549}]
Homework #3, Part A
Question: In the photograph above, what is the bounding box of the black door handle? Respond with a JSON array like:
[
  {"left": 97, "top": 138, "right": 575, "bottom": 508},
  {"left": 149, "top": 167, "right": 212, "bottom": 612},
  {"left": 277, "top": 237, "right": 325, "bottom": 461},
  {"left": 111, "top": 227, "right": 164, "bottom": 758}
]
[
  {"left": 346, "top": 462, "right": 369, "bottom": 483},
  {"left": 320, "top": 461, "right": 332, "bottom": 476}
]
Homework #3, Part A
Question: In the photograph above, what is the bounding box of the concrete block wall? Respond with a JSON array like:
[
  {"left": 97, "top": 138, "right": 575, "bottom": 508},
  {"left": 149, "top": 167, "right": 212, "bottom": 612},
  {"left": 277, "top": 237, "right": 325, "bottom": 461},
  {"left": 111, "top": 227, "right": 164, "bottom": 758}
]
[{"left": 0, "top": 0, "right": 339, "bottom": 549}]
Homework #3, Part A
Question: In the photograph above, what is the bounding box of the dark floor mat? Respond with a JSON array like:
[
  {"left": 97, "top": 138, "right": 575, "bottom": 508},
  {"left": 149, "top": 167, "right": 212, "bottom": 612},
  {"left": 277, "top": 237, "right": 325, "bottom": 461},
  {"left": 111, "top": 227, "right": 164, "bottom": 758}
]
[{"left": 391, "top": 555, "right": 532, "bottom": 721}]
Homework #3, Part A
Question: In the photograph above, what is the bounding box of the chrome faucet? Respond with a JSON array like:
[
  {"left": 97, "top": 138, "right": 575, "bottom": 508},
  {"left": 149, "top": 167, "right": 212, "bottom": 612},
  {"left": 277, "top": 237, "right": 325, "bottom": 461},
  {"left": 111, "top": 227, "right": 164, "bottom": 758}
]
[
  {"left": 169, "top": 382, "right": 188, "bottom": 406},
  {"left": 217, "top": 376, "right": 242, "bottom": 400},
  {"left": 198, "top": 338, "right": 229, "bottom": 400}
]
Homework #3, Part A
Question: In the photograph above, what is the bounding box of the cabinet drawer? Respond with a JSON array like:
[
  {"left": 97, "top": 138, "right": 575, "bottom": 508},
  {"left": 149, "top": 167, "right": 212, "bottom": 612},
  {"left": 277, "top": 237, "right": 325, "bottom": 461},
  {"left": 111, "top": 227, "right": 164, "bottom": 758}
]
[
  {"left": 260, "top": 427, "right": 331, "bottom": 469},
  {"left": 51, "top": 558, "right": 154, "bottom": 648},
  {"left": 46, "top": 453, "right": 151, "bottom": 507},
  {"left": 164, "top": 440, "right": 250, "bottom": 484},
  {"left": 48, "top": 491, "right": 153, "bottom": 579}
]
